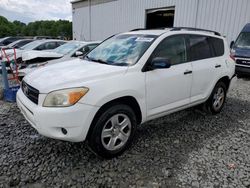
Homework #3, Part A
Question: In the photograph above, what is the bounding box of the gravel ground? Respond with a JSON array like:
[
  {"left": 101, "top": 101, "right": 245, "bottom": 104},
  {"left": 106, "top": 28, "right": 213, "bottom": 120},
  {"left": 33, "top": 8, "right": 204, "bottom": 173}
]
[{"left": 0, "top": 78, "right": 250, "bottom": 187}]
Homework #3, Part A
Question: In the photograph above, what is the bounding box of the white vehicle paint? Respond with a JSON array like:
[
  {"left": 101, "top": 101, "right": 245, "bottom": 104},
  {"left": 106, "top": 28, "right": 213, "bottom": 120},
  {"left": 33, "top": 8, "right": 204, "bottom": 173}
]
[
  {"left": 22, "top": 51, "right": 63, "bottom": 61},
  {"left": 17, "top": 28, "right": 236, "bottom": 158}
]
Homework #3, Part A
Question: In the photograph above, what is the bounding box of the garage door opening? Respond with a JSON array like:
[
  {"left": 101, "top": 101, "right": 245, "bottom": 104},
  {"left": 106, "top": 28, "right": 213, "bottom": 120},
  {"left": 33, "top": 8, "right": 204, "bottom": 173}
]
[{"left": 146, "top": 7, "right": 175, "bottom": 29}]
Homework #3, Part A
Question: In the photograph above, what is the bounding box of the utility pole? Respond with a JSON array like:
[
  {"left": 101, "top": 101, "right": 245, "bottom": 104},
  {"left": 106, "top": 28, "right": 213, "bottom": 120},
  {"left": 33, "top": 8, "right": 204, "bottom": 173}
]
[{"left": 194, "top": 0, "right": 200, "bottom": 28}]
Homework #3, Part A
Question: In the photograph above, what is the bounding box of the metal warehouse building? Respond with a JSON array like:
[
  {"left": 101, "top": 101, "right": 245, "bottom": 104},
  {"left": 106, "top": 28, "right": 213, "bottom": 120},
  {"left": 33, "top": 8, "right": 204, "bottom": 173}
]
[{"left": 71, "top": 0, "right": 250, "bottom": 43}]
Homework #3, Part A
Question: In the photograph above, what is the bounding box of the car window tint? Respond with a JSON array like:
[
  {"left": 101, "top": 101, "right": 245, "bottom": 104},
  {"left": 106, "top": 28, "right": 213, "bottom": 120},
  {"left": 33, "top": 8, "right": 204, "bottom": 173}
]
[
  {"left": 87, "top": 44, "right": 98, "bottom": 51},
  {"left": 152, "top": 35, "right": 187, "bottom": 65},
  {"left": 79, "top": 44, "right": 98, "bottom": 55},
  {"left": 15, "top": 40, "right": 30, "bottom": 48},
  {"left": 57, "top": 42, "right": 66, "bottom": 47},
  {"left": 45, "top": 42, "right": 57, "bottom": 49},
  {"left": 189, "top": 35, "right": 212, "bottom": 61},
  {"left": 36, "top": 44, "right": 45, "bottom": 50},
  {"left": 208, "top": 37, "right": 224, "bottom": 57}
]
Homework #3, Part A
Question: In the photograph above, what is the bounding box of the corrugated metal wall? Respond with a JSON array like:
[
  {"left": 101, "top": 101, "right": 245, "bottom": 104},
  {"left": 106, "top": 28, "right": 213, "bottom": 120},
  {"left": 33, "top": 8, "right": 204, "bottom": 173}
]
[{"left": 72, "top": 0, "right": 250, "bottom": 43}]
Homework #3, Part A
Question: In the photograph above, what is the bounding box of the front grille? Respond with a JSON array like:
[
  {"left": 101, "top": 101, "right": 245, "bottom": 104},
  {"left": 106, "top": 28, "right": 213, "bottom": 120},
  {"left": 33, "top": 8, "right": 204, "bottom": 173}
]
[
  {"left": 21, "top": 81, "right": 39, "bottom": 104},
  {"left": 236, "top": 59, "right": 250, "bottom": 66}
]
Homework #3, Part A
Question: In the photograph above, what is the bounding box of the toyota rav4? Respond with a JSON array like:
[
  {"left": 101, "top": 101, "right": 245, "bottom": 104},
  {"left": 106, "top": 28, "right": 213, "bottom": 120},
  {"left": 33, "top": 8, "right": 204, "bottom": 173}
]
[{"left": 17, "top": 28, "right": 236, "bottom": 158}]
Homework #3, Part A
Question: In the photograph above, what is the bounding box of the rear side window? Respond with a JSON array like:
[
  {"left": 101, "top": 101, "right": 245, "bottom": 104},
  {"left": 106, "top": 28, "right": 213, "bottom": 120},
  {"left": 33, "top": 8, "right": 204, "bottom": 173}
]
[
  {"left": 35, "top": 44, "right": 45, "bottom": 50},
  {"left": 58, "top": 41, "right": 66, "bottom": 46},
  {"left": 189, "top": 35, "right": 212, "bottom": 61},
  {"left": 208, "top": 37, "right": 224, "bottom": 57},
  {"left": 44, "top": 42, "right": 57, "bottom": 49}
]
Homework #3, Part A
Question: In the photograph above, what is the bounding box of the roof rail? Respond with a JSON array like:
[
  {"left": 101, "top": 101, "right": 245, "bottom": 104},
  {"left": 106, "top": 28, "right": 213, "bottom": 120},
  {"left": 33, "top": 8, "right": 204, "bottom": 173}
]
[
  {"left": 130, "top": 27, "right": 167, "bottom": 31},
  {"left": 170, "top": 27, "right": 221, "bottom": 36},
  {"left": 130, "top": 28, "right": 147, "bottom": 31}
]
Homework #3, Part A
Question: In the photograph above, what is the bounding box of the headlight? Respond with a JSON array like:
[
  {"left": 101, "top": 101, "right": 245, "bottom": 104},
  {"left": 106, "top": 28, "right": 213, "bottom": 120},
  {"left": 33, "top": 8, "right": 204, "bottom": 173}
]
[{"left": 43, "top": 87, "right": 89, "bottom": 107}]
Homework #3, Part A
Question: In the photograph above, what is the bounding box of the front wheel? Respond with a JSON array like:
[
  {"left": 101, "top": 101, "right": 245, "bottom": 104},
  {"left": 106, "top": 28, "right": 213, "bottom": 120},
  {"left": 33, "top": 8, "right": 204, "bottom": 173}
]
[
  {"left": 87, "top": 104, "right": 137, "bottom": 159},
  {"left": 204, "top": 82, "right": 227, "bottom": 114}
]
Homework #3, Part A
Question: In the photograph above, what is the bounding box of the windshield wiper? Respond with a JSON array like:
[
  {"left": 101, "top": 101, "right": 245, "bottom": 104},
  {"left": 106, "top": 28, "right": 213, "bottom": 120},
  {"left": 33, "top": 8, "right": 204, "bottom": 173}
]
[{"left": 85, "top": 56, "right": 108, "bottom": 64}]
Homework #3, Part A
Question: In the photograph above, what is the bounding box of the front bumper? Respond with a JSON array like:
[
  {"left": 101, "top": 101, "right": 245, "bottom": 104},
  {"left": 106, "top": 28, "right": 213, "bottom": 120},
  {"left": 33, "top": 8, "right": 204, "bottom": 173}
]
[
  {"left": 16, "top": 89, "right": 99, "bottom": 142},
  {"left": 236, "top": 65, "right": 250, "bottom": 75}
]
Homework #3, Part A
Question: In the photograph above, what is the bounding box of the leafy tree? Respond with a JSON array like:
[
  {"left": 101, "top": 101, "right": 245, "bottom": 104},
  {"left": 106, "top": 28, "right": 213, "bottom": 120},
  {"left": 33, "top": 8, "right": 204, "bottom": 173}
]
[{"left": 0, "top": 15, "right": 72, "bottom": 39}]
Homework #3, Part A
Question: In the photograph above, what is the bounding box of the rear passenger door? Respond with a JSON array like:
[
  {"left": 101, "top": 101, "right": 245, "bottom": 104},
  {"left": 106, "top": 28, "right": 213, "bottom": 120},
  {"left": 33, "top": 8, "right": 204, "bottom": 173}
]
[{"left": 188, "top": 35, "right": 224, "bottom": 103}]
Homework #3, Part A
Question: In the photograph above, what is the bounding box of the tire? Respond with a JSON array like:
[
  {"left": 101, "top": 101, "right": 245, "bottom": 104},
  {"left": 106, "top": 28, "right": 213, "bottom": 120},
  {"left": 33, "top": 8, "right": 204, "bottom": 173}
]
[
  {"left": 237, "top": 74, "right": 243, "bottom": 79},
  {"left": 87, "top": 104, "right": 137, "bottom": 159},
  {"left": 204, "top": 82, "right": 227, "bottom": 115}
]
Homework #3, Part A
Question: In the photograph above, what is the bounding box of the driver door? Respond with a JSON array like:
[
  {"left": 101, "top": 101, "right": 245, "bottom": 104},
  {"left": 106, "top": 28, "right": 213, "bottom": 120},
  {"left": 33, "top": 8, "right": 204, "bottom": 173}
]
[{"left": 145, "top": 35, "right": 192, "bottom": 118}]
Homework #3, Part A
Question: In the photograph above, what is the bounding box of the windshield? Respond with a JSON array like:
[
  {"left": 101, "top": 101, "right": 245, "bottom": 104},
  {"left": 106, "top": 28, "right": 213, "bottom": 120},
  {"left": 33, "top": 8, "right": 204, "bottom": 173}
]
[
  {"left": 21, "top": 41, "right": 42, "bottom": 50},
  {"left": 0, "top": 37, "right": 7, "bottom": 43},
  {"left": 53, "top": 42, "right": 82, "bottom": 55},
  {"left": 85, "top": 34, "right": 157, "bottom": 66},
  {"left": 234, "top": 32, "right": 250, "bottom": 49}
]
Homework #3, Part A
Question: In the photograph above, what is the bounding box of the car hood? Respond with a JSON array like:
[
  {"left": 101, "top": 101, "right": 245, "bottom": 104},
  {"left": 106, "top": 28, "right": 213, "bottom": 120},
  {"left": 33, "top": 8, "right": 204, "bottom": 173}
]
[
  {"left": 233, "top": 47, "right": 250, "bottom": 58},
  {"left": 22, "top": 50, "right": 63, "bottom": 61},
  {"left": 45, "top": 55, "right": 72, "bottom": 65},
  {"left": 24, "top": 59, "right": 128, "bottom": 93}
]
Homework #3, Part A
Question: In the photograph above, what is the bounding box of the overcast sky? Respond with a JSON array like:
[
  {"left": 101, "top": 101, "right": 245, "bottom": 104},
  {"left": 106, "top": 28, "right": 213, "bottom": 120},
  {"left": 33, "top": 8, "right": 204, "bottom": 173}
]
[{"left": 0, "top": 0, "right": 72, "bottom": 23}]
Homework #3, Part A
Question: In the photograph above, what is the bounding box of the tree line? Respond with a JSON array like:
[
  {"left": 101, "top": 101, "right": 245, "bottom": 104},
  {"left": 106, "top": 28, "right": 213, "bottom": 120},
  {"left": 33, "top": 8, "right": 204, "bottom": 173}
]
[{"left": 0, "top": 16, "right": 72, "bottom": 39}]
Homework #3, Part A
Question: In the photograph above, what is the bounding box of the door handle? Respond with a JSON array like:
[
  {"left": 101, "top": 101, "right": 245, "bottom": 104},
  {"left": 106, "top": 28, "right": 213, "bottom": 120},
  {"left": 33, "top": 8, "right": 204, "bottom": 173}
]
[
  {"left": 184, "top": 70, "right": 192, "bottom": 75},
  {"left": 215, "top": 64, "right": 221, "bottom": 68}
]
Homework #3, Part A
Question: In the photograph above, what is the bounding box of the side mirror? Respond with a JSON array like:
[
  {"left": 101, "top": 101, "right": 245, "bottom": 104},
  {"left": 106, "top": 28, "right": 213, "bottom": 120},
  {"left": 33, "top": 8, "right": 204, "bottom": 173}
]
[
  {"left": 230, "top": 41, "right": 235, "bottom": 49},
  {"left": 75, "top": 51, "right": 83, "bottom": 57},
  {"left": 150, "top": 57, "right": 171, "bottom": 70}
]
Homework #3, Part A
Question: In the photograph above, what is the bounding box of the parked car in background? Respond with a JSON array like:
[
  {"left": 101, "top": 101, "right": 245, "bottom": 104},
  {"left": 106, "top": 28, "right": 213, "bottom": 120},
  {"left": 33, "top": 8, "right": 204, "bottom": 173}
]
[
  {"left": 20, "top": 39, "right": 66, "bottom": 52},
  {"left": 17, "top": 28, "right": 235, "bottom": 158},
  {"left": 18, "top": 41, "right": 100, "bottom": 79},
  {"left": 3, "top": 39, "right": 66, "bottom": 62},
  {"left": 33, "top": 36, "right": 55, "bottom": 40},
  {"left": 231, "top": 23, "right": 250, "bottom": 77},
  {"left": 3, "top": 39, "right": 35, "bottom": 50},
  {"left": 0, "top": 37, "right": 26, "bottom": 48},
  {"left": 0, "top": 39, "right": 66, "bottom": 73}
]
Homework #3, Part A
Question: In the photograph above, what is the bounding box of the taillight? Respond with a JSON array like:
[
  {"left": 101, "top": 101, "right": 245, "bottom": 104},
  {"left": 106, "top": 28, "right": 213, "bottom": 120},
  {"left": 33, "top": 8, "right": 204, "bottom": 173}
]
[{"left": 230, "top": 54, "right": 236, "bottom": 61}]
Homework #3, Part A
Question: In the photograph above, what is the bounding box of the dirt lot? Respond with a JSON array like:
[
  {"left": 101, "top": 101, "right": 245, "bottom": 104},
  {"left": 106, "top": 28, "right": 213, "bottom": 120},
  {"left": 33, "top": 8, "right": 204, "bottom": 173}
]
[{"left": 0, "top": 78, "right": 250, "bottom": 187}]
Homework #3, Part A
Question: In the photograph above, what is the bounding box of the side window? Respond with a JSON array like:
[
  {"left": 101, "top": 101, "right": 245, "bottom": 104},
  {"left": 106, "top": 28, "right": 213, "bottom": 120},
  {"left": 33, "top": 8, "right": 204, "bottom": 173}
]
[
  {"left": 86, "top": 44, "right": 98, "bottom": 51},
  {"left": 151, "top": 35, "right": 187, "bottom": 65},
  {"left": 189, "top": 35, "right": 212, "bottom": 61},
  {"left": 208, "top": 37, "right": 224, "bottom": 57},
  {"left": 16, "top": 41, "right": 28, "bottom": 48},
  {"left": 35, "top": 44, "right": 45, "bottom": 50},
  {"left": 44, "top": 42, "right": 57, "bottom": 50},
  {"left": 56, "top": 42, "right": 65, "bottom": 47},
  {"left": 79, "top": 44, "right": 98, "bottom": 55}
]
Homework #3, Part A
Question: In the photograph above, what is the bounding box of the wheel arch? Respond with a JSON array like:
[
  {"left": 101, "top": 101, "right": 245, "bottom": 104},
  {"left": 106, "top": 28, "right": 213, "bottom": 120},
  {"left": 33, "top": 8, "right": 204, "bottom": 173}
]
[
  {"left": 86, "top": 96, "right": 142, "bottom": 140},
  {"left": 217, "top": 76, "right": 230, "bottom": 91}
]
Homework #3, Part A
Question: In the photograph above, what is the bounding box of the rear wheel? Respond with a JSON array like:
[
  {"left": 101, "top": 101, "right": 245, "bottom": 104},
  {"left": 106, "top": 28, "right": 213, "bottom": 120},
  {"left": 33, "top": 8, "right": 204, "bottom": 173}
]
[
  {"left": 204, "top": 82, "right": 227, "bottom": 114},
  {"left": 87, "top": 104, "right": 137, "bottom": 159}
]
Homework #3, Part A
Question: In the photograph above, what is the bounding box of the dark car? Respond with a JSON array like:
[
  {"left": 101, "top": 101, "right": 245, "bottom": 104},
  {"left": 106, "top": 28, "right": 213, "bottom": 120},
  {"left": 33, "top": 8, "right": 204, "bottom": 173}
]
[
  {"left": 5, "top": 39, "right": 35, "bottom": 49},
  {"left": 0, "top": 37, "right": 26, "bottom": 46},
  {"left": 231, "top": 23, "right": 250, "bottom": 76}
]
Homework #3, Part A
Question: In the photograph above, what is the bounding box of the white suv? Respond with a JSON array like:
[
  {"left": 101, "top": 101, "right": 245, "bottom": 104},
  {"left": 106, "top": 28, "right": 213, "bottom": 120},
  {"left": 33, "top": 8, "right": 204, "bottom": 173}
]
[{"left": 17, "top": 28, "right": 236, "bottom": 158}]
